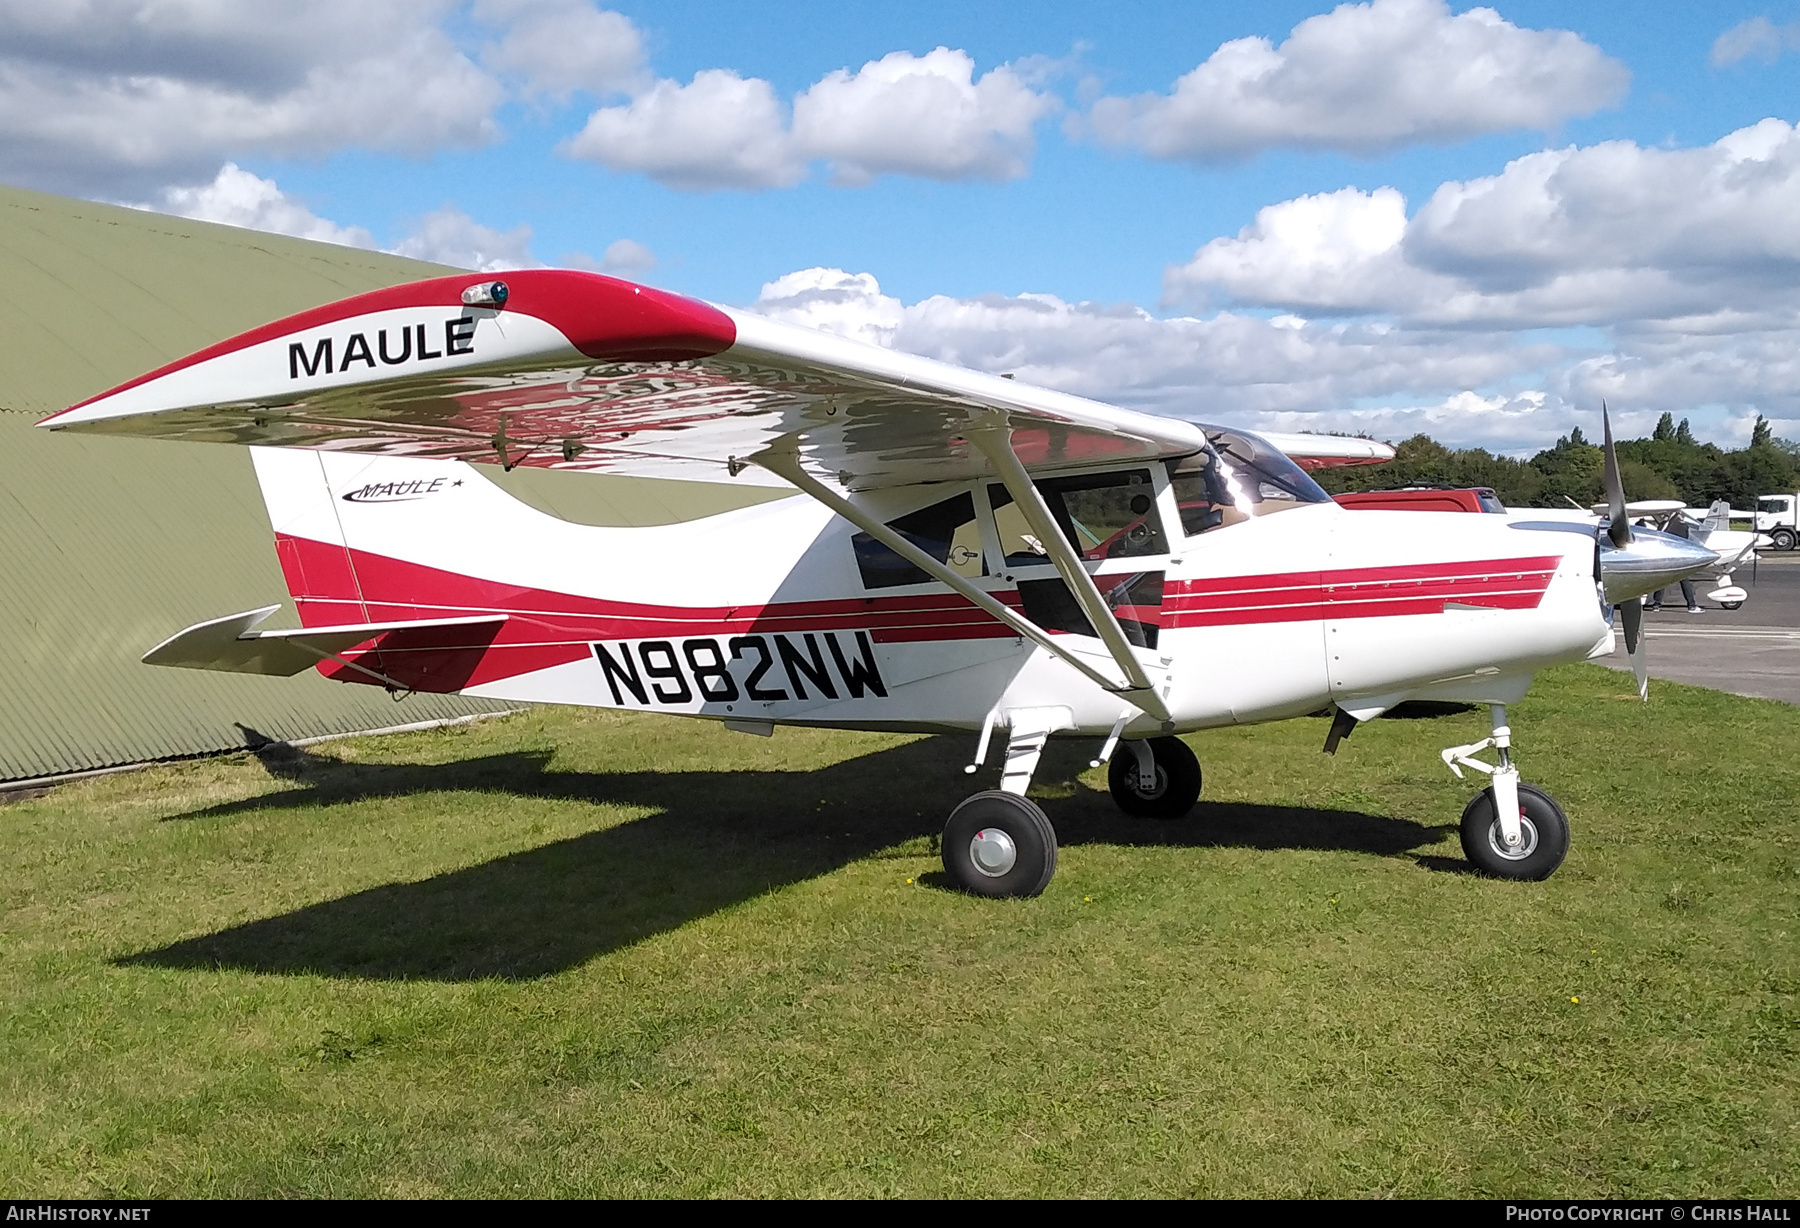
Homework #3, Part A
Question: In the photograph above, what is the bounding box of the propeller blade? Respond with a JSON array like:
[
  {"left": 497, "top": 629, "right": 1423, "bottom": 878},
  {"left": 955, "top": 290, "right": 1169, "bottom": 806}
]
[
  {"left": 1619, "top": 596, "right": 1648, "bottom": 700},
  {"left": 1602, "top": 403, "right": 1632, "bottom": 549}
]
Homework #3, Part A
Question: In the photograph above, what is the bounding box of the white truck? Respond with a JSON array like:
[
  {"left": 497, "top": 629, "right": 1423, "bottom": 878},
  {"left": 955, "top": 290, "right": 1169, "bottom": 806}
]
[{"left": 1754, "top": 493, "right": 1799, "bottom": 551}]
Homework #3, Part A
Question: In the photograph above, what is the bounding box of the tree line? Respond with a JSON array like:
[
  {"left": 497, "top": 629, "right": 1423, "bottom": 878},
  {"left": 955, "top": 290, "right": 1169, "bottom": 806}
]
[{"left": 1312, "top": 414, "right": 1800, "bottom": 509}]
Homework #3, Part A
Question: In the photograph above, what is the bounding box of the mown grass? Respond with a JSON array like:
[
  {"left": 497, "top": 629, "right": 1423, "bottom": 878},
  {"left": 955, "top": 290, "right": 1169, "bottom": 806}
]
[{"left": 0, "top": 664, "right": 1795, "bottom": 1198}]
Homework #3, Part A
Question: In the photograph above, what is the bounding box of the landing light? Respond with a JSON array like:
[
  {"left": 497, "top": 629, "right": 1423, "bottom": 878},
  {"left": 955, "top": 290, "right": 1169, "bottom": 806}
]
[{"left": 461, "top": 280, "right": 509, "bottom": 308}]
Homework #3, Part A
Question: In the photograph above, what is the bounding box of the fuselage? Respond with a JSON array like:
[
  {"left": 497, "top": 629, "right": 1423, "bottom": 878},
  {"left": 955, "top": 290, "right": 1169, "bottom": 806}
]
[{"left": 256, "top": 446, "right": 1612, "bottom": 739}]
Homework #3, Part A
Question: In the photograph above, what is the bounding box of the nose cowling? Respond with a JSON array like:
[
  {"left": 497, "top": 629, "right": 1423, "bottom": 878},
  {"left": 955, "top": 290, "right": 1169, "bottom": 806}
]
[{"left": 1599, "top": 528, "right": 1719, "bottom": 604}]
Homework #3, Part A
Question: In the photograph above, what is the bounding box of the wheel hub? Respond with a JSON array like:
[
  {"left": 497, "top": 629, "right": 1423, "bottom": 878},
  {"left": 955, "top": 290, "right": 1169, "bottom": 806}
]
[
  {"left": 1487, "top": 814, "right": 1540, "bottom": 861},
  {"left": 969, "top": 827, "right": 1018, "bottom": 877}
]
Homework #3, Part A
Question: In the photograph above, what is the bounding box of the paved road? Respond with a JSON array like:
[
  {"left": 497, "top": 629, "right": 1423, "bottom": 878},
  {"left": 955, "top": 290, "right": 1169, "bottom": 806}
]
[{"left": 1596, "top": 552, "right": 1800, "bottom": 705}]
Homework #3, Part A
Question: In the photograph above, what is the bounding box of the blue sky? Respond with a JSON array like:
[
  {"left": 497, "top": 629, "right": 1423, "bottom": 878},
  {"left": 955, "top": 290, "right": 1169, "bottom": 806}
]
[
  {"left": 7, "top": 1, "right": 1800, "bottom": 451},
  {"left": 249, "top": 1, "right": 1800, "bottom": 305}
]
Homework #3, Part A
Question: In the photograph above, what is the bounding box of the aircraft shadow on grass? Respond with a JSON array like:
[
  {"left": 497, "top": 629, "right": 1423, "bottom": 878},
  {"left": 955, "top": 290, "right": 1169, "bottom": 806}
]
[{"left": 120, "top": 735, "right": 1448, "bottom": 983}]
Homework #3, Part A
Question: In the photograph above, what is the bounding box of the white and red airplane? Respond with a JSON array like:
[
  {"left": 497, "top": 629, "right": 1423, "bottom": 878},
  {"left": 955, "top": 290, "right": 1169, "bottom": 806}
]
[{"left": 38, "top": 270, "right": 1718, "bottom": 895}]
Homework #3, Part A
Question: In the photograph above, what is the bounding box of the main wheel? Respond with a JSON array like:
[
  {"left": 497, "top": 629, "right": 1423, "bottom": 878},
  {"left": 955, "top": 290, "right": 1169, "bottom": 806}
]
[
  {"left": 1107, "top": 736, "right": 1202, "bottom": 819},
  {"left": 1772, "top": 527, "right": 1798, "bottom": 552},
  {"left": 1722, "top": 601, "right": 1744, "bottom": 611},
  {"left": 942, "top": 791, "right": 1058, "bottom": 898},
  {"left": 1460, "top": 782, "right": 1570, "bottom": 881}
]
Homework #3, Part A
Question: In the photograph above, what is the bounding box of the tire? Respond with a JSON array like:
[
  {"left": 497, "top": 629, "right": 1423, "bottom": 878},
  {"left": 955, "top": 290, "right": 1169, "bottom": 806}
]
[
  {"left": 942, "top": 791, "right": 1058, "bottom": 898},
  {"left": 1772, "top": 528, "right": 1798, "bottom": 552},
  {"left": 1723, "top": 601, "right": 1744, "bottom": 611},
  {"left": 1459, "top": 782, "right": 1570, "bottom": 881},
  {"left": 1107, "top": 736, "right": 1202, "bottom": 819}
]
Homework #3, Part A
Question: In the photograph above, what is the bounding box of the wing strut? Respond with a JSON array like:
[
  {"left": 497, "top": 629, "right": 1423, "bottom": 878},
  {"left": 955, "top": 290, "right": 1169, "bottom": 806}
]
[
  {"left": 753, "top": 441, "right": 1171, "bottom": 722},
  {"left": 970, "top": 424, "right": 1171, "bottom": 722}
]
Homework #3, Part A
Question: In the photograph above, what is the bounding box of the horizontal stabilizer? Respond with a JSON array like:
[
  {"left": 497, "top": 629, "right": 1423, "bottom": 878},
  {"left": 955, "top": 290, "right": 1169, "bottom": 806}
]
[{"left": 142, "top": 605, "right": 508, "bottom": 677}]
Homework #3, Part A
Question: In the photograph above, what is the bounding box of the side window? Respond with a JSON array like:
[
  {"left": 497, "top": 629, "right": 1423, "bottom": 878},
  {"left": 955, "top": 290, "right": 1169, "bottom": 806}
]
[
  {"left": 853, "top": 492, "right": 987, "bottom": 589},
  {"left": 990, "top": 490, "right": 1052, "bottom": 568},
  {"left": 990, "top": 469, "right": 1169, "bottom": 564}
]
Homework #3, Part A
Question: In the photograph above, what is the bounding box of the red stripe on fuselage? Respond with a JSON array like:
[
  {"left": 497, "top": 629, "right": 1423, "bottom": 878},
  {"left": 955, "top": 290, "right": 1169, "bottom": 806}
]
[
  {"left": 1162, "top": 557, "right": 1558, "bottom": 628},
  {"left": 274, "top": 535, "right": 1561, "bottom": 689}
]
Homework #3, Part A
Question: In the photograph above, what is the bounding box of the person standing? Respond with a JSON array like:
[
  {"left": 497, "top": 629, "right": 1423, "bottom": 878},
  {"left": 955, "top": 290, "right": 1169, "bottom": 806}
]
[{"left": 1646, "top": 511, "right": 1704, "bottom": 613}]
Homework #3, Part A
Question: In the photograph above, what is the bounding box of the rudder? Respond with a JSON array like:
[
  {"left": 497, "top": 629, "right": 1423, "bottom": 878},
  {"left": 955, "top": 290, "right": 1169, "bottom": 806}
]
[{"left": 250, "top": 447, "right": 371, "bottom": 628}]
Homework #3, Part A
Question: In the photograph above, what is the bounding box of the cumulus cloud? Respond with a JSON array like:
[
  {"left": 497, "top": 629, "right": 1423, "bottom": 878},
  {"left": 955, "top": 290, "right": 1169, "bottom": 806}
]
[
  {"left": 390, "top": 206, "right": 541, "bottom": 272},
  {"left": 743, "top": 266, "right": 1574, "bottom": 445},
  {"left": 155, "top": 163, "right": 376, "bottom": 248},
  {"left": 1152, "top": 118, "right": 1800, "bottom": 446},
  {"left": 745, "top": 265, "right": 1800, "bottom": 451},
  {"left": 0, "top": 0, "right": 504, "bottom": 197},
  {"left": 792, "top": 48, "right": 1056, "bottom": 185},
  {"left": 475, "top": 0, "right": 645, "bottom": 98},
  {"left": 754, "top": 268, "right": 907, "bottom": 347},
  {"left": 563, "top": 69, "right": 803, "bottom": 190},
  {"left": 563, "top": 48, "right": 1057, "bottom": 190},
  {"left": 1085, "top": 0, "right": 1628, "bottom": 161},
  {"left": 1165, "top": 186, "right": 1423, "bottom": 313},
  {"left": 1167, "top": 119, "right": 1800, "bottom": 331}
]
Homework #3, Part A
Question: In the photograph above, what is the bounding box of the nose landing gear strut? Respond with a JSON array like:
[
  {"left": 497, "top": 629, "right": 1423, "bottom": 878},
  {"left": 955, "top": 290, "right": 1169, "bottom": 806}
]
[{"left": 1441, "top": 704, "right": 1570, "bottom": 880}]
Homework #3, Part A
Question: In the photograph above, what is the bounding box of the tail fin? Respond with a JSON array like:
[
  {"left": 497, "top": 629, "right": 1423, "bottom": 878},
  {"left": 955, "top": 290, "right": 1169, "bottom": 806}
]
[
  {"left": 250, "top": 447, "right": 371, "bottom": 628},
  {"left": 250, "top": 447, "right": 515, "bottom": 692}
]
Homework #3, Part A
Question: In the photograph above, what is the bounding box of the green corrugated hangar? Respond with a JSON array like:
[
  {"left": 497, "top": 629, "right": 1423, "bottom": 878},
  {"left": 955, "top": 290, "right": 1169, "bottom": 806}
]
[{"left": 0, "top": 185, "right": 777, "bottom": 783}]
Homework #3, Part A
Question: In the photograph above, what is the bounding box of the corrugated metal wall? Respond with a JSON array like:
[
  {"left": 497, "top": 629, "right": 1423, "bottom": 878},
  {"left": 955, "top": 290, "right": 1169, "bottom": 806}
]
[{"left": 0, "top": 187, "right": 506, "bottom": 780}]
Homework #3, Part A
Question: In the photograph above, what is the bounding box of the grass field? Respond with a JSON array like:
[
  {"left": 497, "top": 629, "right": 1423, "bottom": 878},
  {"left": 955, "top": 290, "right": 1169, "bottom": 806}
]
[{"left": 0, "top": 663, "right": 1795, "bottom": 1197}]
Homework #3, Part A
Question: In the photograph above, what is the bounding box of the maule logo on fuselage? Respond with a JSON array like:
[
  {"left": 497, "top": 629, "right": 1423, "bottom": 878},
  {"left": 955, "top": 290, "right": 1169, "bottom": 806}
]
[
  {"left": 342, "top": 476, "right": 454, "bottom": 504},
  {"left": 288, "top": 315, "right": 478, "bottom": 380}
]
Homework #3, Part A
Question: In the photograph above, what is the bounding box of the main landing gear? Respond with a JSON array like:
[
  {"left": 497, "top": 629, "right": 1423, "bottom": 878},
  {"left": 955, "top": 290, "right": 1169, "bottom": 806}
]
[
  {"left": 1441, "top": 704, "right": 1570, "bottom": 880},
  {"left": 1107, "top": 736, "right": 1203, "bottom": 819},
  {"left": 941, "top": 709, "right": 1203, "bottom": 897}
]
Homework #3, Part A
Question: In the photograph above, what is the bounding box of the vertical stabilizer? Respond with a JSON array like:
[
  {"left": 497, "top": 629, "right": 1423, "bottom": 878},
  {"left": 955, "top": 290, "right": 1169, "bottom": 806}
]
[{"left": 250, "top": 447, "right": 370, "bottom": 627}]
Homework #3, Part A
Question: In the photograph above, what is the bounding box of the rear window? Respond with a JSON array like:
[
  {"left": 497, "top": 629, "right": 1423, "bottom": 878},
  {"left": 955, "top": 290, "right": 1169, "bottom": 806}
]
[{"left": 853, "top": 492, "right": 987, "bottom": 589}]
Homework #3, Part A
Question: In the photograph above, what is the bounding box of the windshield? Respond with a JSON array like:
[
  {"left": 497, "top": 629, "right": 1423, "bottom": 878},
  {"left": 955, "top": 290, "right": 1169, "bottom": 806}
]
[{"left": 1165, "top": 430, "right": 1331, "bottom": 537}]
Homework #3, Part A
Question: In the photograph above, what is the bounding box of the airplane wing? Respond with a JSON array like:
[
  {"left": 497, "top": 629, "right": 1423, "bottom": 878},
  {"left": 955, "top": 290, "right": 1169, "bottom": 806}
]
[
  {"left": 37, "top": 269, "right": 1239, "bottom": 491},
  {"left": 1255, "top": 433, "right": 1395, "bottom": 470}
]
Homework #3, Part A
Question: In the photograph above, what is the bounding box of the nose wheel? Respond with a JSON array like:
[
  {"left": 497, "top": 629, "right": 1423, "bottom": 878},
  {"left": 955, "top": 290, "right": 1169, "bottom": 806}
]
[
  {"left": 1107, "top": 736, "right": 1202, "bottom": 818},
  {"left": 1459, "top": 781, "right": 1569, "bottom": 880}
]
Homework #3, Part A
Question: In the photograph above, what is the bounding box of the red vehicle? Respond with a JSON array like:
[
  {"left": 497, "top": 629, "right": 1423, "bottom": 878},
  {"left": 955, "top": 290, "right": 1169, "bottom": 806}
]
[{"left": 1333, "top": 487, "right": 1507, "bottom": 514}]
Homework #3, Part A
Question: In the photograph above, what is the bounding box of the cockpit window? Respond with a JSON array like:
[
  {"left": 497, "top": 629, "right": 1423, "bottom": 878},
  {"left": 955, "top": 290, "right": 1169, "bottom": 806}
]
[
  {"left": 989, "top": 468, "right": 1168, "bottom": 566},
  {"left": 1165, "top": 430, "right": 1331, "bottom": 538},
  {"left": 853, "top": 492, "right": 987, "bottom": 589}
]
